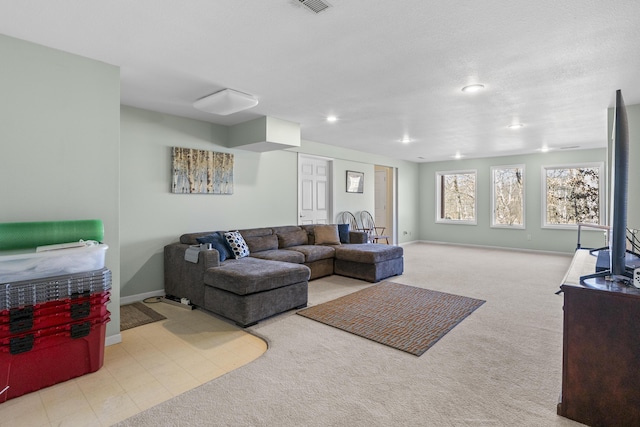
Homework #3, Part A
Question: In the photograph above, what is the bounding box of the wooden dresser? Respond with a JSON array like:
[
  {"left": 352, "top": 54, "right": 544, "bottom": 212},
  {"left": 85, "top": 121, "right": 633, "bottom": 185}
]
[{"left": 558, "top": 250, "right": 640, "bottom": 426}]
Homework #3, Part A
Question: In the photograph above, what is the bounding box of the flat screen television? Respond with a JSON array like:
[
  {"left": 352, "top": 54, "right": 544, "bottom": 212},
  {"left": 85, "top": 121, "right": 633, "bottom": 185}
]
[{"left": 581, "top": 89, "right": 640, "bottom": 287}]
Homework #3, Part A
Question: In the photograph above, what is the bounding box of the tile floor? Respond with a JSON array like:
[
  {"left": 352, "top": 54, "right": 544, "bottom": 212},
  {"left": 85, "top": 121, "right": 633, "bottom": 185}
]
[{"left": 0, "top": 301, "right": 267, "bottom": 427}]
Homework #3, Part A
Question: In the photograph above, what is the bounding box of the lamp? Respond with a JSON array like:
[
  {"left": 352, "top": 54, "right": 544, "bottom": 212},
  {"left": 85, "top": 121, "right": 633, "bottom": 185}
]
[{"left": 193, "top": 89, "right": 258, "bottom": 115}]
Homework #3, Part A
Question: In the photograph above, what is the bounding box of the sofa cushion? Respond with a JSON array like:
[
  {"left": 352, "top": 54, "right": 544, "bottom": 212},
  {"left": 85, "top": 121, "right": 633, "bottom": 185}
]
[
  {"left": 204, "top": 257, "right": 310, "bottom": 295},
  {"left": 271, "top": 225, "right": 303, "bottom": 235},
  {"left": 250, "top": 249, "right": 305, "bottom": 264},
  {"left": 278, "top": 229, "right": 309, "bottom": 248},
  {"left": 244, "top": 234, "right": 278, "bottom": 253},
  {"left": 314, "top": 224, "right": 341, "bottom": 245},
  {"left": 238, "top": 228, "right": 273, "bottom": 238},
  {"left": 288, "top": 245, "right": 335, "bottom": 263},
  {"left": 224, "top": 231, "right": 250, "bottom": 259},
  {"left": 334, "top": 244, "right": 403, "bottom": 264},
  {"left": 196, "top": 231, "right": 233, "bottom": 262}
]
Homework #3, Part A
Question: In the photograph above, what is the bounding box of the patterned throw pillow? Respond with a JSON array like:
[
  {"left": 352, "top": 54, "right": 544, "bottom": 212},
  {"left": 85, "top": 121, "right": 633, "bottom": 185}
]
[{"left": 224, "top": 231, "right": 250, "bottom": 259}]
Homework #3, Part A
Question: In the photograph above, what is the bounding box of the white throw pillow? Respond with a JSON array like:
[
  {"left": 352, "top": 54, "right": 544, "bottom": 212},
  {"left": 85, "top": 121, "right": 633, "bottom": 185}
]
[{"left": 224, "top": 231, "right": 250, "bottom": 259}]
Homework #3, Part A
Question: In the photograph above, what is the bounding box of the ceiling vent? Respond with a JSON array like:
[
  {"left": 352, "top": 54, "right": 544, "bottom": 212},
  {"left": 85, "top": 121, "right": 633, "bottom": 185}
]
[{"left": 297, "top": 0, "right": 331, "bottom": 14}]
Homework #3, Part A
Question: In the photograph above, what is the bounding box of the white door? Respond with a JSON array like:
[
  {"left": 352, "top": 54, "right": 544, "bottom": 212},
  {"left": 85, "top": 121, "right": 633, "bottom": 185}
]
[
  {"left": 375, "top": 170, "right": 387, "bottom": 229},
  {"left": 299, "top": 155, "right": 332, "bottom": 224}
]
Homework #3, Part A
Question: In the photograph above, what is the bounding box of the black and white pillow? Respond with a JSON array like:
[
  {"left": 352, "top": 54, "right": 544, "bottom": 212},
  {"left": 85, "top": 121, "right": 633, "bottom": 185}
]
[{"left": 224, "top": 231, "right": 250, "bottom": 259}]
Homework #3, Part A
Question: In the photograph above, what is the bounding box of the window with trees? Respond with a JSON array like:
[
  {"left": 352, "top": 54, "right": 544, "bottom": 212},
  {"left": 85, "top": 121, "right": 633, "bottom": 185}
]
[
  {"left": 543, "top": 163, "right": 603, "bottom": 227},
  {"left": 491, "top": 165, "right": 524, "bottom": 228},
  {"left": 436, "top": 170, "right": 477, "bottom": 224}
]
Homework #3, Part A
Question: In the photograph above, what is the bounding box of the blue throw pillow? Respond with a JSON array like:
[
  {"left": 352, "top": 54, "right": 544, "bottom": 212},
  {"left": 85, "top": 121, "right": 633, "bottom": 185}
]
[
  {"left": 196, "top": 232, "right": 233, "bottom": 262},
  {"left": 338, "top": 223, "right": 350, "bottom": 243}
]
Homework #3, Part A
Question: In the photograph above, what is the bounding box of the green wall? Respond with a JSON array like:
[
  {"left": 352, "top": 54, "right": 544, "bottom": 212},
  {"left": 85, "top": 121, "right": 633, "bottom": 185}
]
[
  {"left": 6, "top": 32, "right": 638, "bottom": 330},
  {"left": 0, "top": 34, "right": 121, "bottom": 340},
  {"left": 608, "top": 103, "right": 640, "bottom": 232},
  {"left": 120, "top": 106, "right": 300, "bottom": 299},
  {"left": 120, "top": 107, "right": 420, "bottom": 298},
  {"left": 418, "top": 149, "right": 608, "bottom": 253}
]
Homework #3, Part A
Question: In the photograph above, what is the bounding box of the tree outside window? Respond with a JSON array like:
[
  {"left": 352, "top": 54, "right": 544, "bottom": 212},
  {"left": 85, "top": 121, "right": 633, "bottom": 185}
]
[
  {"left": 543, "top": 164, "right": 603, "bottom": 226},
  {"left": 491, "top": 165, "right": 525, "bottom": 228},
  {"left": 436, "top": 170, "right": 477, "bottom": 224}
]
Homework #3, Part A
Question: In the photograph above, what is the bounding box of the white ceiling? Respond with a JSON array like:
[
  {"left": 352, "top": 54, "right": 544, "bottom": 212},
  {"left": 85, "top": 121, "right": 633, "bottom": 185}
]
[{"left": 1, "top": 1, "right": 640, "bottom": 163}]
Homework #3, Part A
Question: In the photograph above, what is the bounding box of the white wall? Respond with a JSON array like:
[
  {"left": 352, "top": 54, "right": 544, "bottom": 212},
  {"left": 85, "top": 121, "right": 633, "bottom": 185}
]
[{"left": 0, "top": 35, "right": 121, "bottom": 339}]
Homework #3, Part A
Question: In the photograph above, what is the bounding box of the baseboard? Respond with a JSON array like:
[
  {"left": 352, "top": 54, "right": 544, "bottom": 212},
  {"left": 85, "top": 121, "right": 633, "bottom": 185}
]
[
  {"left": 399, "top": 240, "right": 420, "bottom": 246},
  {"left": 105, "top": 333, "right": 122, "bottom": 347},
  {"left": 120, "top": 289, "right": 165, "bottom": 306},
  {"left": 417, "top": 239, "right": 573, "bottom": 256}
]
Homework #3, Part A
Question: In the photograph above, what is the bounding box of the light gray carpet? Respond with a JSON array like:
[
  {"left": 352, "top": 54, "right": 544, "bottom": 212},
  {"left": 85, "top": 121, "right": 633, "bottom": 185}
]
[{"left": 117, "top": 243, "right": 584, "bottom": 427}]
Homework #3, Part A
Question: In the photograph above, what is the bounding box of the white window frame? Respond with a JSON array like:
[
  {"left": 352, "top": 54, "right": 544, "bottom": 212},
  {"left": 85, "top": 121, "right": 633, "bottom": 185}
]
[
  {"left": 541, "top": 162, "right": 605, "bottom": 229},
  {"left": 435, "top": 169, "right": 477, "bottom": 225},
  {"left": 491, "top": 164, "right": 525, "bottom": 229}
]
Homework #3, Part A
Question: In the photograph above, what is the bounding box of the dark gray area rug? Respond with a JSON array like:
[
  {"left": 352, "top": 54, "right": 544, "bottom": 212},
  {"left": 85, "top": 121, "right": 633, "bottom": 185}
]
[
  {"left": 120, "top": 302, "right": 166, "bottom": 331},
  {"left": 298, "top": 282, "right": 485, "bottom": 356}
]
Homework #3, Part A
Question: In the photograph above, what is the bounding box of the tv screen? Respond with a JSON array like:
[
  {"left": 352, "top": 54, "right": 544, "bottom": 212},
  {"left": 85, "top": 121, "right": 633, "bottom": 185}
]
[
  {"left": 610, "top": 89, "right": 630, "bottom": 277},
  {"left": 581, "top": 89, "right": 640, "bottom": 286}
]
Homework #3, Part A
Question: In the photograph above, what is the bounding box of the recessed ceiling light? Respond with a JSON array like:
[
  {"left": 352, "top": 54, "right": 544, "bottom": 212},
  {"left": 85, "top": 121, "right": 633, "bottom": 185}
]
[
  {"left": 461, "top": 84, "right": 485, "bottom": 93},
  {"left": 538, "top": 146, "right": 550, "bottom": 153},
  {"left": 400, "top": 136, "right": 412, "bottom": 144},
  {"left": 326, "top": 115, "right": 338, "bottom": 122},
  {"left": 508, "top": 123, "right": 524, "bottom": 129},
  {"left": 453, "top": 152, "right": 463, "bottom": 159}
]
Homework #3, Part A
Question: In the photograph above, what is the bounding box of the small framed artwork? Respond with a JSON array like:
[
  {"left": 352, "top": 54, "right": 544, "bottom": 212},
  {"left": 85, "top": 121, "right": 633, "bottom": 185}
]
[{"left": 346, "top": 170, "right": 364, "bottom": 193}]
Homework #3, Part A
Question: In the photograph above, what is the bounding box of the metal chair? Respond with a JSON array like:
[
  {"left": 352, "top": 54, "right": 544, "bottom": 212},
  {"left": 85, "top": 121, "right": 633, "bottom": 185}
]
[{"left": 359, "top": 210, "right": 390, "bottom": 244}]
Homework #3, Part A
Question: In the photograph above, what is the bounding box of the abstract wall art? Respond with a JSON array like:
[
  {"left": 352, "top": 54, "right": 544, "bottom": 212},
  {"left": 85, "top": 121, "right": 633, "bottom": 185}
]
[{"left": 171, "top": 147, "right": 234, "bottom": 194}]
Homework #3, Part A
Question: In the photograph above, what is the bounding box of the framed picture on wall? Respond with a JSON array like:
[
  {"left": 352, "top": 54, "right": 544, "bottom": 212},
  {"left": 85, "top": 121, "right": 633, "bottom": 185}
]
[{"left": 346, "top": 170, "right": 364, "bottom": 193}]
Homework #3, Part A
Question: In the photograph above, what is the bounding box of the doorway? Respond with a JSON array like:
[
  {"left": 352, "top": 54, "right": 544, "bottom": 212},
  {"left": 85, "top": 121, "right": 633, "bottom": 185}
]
[
  {"left": 374, "top": 165, "right": 396, "bottom": 244},
  {"left": 298, "top": 154, "right": 333, "bottom": 224}
]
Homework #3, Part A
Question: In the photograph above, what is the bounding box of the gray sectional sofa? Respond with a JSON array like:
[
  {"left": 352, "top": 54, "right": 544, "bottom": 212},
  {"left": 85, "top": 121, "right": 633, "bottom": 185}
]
[{"left": 164, "top": 224, "right": 403, "bottom": 327}]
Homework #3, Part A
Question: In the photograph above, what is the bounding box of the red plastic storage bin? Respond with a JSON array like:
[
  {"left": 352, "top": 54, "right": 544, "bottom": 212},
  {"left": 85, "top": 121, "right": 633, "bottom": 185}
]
[
  {"left": 0, "top": 313, "right": 109, "bottom": 403},
  {"left": 0, "top": 292, "right": 110, "bottom": 338}
]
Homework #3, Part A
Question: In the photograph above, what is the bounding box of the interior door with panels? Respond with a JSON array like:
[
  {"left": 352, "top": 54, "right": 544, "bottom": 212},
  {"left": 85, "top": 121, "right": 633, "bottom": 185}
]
[{"left": 299, "top": 155, "right": 332, "bottom": 225}]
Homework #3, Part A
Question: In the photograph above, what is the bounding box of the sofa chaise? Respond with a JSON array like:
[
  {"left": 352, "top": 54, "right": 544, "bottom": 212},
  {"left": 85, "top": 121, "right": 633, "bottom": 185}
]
[{"left": 164, "top": 224, "right": 403, "bottom": 326}]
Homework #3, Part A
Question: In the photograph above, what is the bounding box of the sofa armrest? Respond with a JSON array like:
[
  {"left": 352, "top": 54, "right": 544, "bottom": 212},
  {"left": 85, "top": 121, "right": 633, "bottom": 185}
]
[
  {"left": 348, "top": 230, "right": 369, "bottom": 244},
  {"left": 164, "top": 243, "right": 220, "bottom": 307}
]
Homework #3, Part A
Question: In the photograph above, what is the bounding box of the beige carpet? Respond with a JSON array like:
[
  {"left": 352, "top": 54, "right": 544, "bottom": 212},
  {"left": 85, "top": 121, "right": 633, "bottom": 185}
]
[
  {"left": 117, "top": 243, "right": 584, "bottom": 427},
  {"left": 298, "top": 282, "right": 485, "bottom": 356}
]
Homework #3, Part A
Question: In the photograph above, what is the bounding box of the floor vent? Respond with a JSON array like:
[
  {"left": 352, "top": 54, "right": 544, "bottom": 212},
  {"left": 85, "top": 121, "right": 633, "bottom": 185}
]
[{"left": 298, "top": 0, "right": 331, "bottom": 14}]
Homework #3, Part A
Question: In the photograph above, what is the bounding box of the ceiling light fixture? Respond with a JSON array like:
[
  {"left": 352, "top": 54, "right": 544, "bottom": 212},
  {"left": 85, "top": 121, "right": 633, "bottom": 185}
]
[
  {"left": 193, "top": 88, "right": 258, "bottom": 116},
  {"left": 326, "top": 115, "right": 338, "bottom": 122},
  {"left": 461, "top": 84, "right": 485, "bottom": 93},
  {"left": 453, "top": 152, "right": 463, "bottom": 159},
  {"left": 508, "top": 123, "right": 524, "bottom": 129},
  {"left": 400, "top": 136, "right": 412, "bottom": 144}
]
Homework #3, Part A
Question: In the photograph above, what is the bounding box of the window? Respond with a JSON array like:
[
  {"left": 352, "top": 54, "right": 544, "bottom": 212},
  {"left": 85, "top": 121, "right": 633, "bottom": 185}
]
[
  {"left": 436, "top": 170, "right": 477, "bottom": 224},
  {"left": 542, "top": 163, "right": 604, "bottom": 227},
  {"left": 491, "top": 165, "right": 525, "bottom": 228}
]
